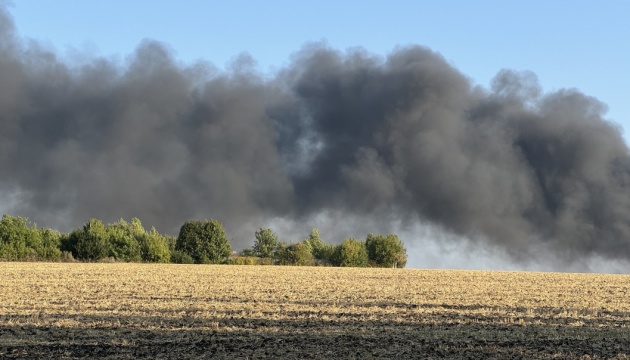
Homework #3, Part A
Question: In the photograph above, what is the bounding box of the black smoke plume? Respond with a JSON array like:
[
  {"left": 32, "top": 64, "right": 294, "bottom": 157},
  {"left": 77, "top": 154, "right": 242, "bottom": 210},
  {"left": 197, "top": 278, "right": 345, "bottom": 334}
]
[{"left": 1, "top": 8, "right": 629, "bottom": 268}]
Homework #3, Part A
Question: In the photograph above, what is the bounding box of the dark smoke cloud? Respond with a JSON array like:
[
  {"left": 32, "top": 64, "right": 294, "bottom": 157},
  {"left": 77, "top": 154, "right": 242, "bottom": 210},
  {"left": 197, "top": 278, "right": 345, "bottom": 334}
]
[{"left": 1, "top": 7, "right": 629, "bottom": 267}]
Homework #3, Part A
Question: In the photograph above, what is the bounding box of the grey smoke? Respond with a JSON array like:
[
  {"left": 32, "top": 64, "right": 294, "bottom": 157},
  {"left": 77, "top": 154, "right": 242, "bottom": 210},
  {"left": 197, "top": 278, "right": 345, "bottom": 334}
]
[{"left": 1, "top": 7, "right": 629, "bottom": 268}]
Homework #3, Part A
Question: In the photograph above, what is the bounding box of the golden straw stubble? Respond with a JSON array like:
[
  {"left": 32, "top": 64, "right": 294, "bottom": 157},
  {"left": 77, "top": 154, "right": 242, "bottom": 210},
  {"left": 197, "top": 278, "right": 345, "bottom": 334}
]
[{"left": 1, "top": 263, "right": 629, "bottom": 358}]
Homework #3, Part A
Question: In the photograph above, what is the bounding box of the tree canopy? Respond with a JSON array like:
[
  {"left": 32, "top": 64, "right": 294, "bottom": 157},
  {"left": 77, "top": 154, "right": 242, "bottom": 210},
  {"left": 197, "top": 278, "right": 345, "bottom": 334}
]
[
  {"left": 253, "top": 228, "right": 279, "bottom": 259},
  {"left": 333, "top": 238, "right": 369, "bottom": 267},
  {"left": 1, "top": 212, "right": 407, "bottom": 268},
  {"left": 67, "top": 219, "right": 111, "bottom": 261},
  {"left": 175, "top": 219, "right": 231, "bottom": 264},
  {"left": 365, "top": 234, "right": 407, "bottom": 268}
]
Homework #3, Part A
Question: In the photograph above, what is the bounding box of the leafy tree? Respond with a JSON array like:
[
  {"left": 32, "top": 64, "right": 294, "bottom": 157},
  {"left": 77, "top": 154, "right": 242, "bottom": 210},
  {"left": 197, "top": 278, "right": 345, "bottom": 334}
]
[
  {"left": 272, "top": 243, "right": 288, "bottom": 264},
  {"left": 175, "top": 219, "right": 231, "bottom": 264},
  {"left": 318, "top": 244, "right": 336, "bottom": 264},
  {"left": 290, "top": 242, "right": 314, "bottom": 266},
  {"left": 38, "top": 228, "right": 62, "bottom": 261},
  {"left": 253, "top": 228, "right": 279, "bottom": 259},
  {"left": 332, "top": 238, "right": 368, "bottom": 267},
  {"left": 138, "top": 228, "right": 171, "bottom": 263},
  {"left": 107, "top": 219, "right": 142, "bottom": 262},
  {"left": 274, "top": 242, "right": 288, "bottom": 264},
  {"left": 0, "top": 215, "right": 30, "bottom": 241},
  {"left": 277, "top": 241, "right": 314, "bottom": 266},
  {"left": 68, "top": 219, "right": 110, "bottom": 261},
  {"left": 365, "top": 234, "right": 407, "bottom": 268},
  {"left": 0, "top": 215, "right": 65, "bottom": 261},
  {"left": 0, "top": 215, "right": 36, "bottom": 260},
  {"left": 302, "top": 228, "right": 336, "bottom": 264},
  {"left": 304, "top": 228, "right": 324, "bottom": 259}
]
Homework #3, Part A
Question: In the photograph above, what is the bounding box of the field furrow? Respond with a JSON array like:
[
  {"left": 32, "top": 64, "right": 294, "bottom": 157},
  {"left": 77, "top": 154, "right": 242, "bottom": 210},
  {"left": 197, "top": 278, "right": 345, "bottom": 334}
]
[{"left": 1, "top": 263, "right": 629, "bottom": 359}]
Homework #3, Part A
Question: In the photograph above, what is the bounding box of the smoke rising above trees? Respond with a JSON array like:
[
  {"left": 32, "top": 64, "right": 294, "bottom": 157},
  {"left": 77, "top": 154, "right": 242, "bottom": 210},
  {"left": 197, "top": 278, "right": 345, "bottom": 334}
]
[{"left": 1, "top": 6, "right": 629, "bottom": 269}]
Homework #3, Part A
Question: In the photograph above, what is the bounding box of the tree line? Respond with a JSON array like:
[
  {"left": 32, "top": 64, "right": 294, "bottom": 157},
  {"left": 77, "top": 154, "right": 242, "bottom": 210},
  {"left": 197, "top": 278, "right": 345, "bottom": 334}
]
[{"left": 0, "top": 214, "right": 407, "bottom": 268}]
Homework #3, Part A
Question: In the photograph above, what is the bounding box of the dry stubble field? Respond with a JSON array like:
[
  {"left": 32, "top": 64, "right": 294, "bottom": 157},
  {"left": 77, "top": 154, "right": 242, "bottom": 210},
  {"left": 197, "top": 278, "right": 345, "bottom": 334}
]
[{"left": 1, "top": 263, "right": 630, "bottom": 359}]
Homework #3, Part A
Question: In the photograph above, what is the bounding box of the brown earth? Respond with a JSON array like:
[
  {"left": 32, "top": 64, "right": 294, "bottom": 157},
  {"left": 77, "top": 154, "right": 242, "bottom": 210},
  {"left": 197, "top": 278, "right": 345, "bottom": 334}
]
[{"left": 1, "top": 263, "right": 629, "bottom": 359}]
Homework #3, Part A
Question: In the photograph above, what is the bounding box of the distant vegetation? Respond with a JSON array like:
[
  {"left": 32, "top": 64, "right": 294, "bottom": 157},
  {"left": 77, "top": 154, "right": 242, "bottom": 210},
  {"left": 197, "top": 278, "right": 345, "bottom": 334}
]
[{"left": 0, "top": 214, "right": 407, "bottom": 268}]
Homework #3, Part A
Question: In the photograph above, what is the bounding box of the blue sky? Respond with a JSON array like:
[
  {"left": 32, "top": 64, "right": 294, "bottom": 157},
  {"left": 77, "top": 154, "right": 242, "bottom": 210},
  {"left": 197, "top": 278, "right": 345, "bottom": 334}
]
[{"left": 8, "top": 1, "right": 630, "bottom": 140}]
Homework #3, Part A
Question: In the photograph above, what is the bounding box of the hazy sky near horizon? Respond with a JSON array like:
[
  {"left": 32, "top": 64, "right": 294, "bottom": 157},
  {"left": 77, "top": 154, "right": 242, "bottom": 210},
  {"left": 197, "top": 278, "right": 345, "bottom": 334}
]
[{"left": 8, "top": 1, "right": 630, "bottom": 140}]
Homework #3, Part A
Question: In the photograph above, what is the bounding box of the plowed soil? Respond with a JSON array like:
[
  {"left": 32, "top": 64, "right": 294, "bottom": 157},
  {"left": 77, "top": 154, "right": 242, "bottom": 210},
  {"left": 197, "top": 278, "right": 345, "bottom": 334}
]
[{"left": 1, "top": 263, "right": 629, "bottom": 359}]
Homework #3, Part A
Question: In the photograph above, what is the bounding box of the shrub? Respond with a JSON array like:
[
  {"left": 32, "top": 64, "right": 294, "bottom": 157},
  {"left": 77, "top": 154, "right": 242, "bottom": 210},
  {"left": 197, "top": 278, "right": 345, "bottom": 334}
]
[
  {"left": 37, "top": 228, "right": 62, "bottom": 261},
  {"left": 107, "top": 219, "right": 142, "bottom": 262},
  {"left": 332, "top": 238, "right": 368, "bottom": 267},
  {"left": 315, "top": 243, "right": 335, "bottom": 264},
  {"left": 68, "top": 219, "right": 110, "bottom": 261},
  {"left": 0, "top": 215, "right": 40, "bottom": 261},
  {"left": 170, "top": 250, "right": 195, "bottom": 264},
  {"left": 60, "top": 251, "right": 75, "bottom": 262},
  {"left": 277, "top": 242, "right": 314, "bottom": 266},
  {"left": 175, "top": 219, "right": 231, "bottom": 264},
  {"left": 365, "top": 234, "right": 407, "bottom": 268},
  {"left": 304, "top": 228, "right": 325, "bottom": 259},
  {"left": 228, "top": 256, "right": 260, "bottom": 265},
  {"left": 257, "top": 257, "right": 274, "bottom": 265},
  {"left": 0, "top": 242, "right": 21, "bottom": 261},
  {"left": 138, "top": 228, "right": 171, "bottom": 263}
]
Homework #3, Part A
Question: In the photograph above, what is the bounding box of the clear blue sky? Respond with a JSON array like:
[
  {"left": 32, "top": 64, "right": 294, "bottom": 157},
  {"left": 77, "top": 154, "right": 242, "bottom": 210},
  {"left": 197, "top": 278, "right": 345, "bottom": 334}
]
[{"left": 7, "top": 1, "right": 630, "bottom": 138}]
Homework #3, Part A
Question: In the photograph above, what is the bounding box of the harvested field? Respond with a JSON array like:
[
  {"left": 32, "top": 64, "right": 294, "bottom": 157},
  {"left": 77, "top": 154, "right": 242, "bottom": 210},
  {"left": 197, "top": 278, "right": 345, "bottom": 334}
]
[{"left": 1, "top": 263, "right": 629, "bottom": 359}]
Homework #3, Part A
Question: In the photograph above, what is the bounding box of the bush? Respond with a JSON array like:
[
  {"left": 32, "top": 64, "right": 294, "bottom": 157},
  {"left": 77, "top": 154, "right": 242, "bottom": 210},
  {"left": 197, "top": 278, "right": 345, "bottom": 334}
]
[
  {"left": 228, "top": 256, "right": 259, "bottom": 265},
  {"left": 0, "top": 215, "right": 65, "bottom": 261},
  {"left": 0, "top": 242, "right": 22, "bottom": 261},
  {"left": 170, "top": 250, "right": 195, "bottom": 264},
  {"left": 138, "top": 228, "right": 171, "bottom": 263},
  {"left": 0, "top": 215, "right": 40, "bottom": 261},
  {"left": 68, "top": 219, "right": 110, "bottom": 261},
  {"left": 257, "top": 257, "right": 274, "bottom": 265},
  {"left": 315, "top": 243, "right": 335, "bottom": 264},
  {"left": 60, "top": 251, "right": 75, "bottom": 262},
  {"left": 107, "top": 219, "right": 142, "bottom": 262},
  {"left": 304, "top": 228, "right": 324, "bottom": 259},
  {"left": 365, "top": 234, "right": 407, "bottom": 268},
  {"left": 37, "top": 228, "right": 62, "bottom": 261},
  {"left": 332, "top": 238, "right": 368, "bottom": 267},
  {"left": 175, "top": 219, "right": 231, "bottom": 264},
  {"left": 277, "top": 242, "right": 314, "bottom": 266}
]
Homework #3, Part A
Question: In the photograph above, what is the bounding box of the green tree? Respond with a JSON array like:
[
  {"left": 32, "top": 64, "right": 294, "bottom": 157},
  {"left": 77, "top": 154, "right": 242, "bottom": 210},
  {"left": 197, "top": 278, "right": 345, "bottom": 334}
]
[
  {"left": 253, "top": 228, "right": 279, "bottom": 259},
  {"left": 106, "top": 219, "right": 142, "bottom": 262},
  {"left": 68, "top": 219, "right": 110, "bottom": 261},
  {"left": 365, "top": 234, "right": 407, "bottom": 268},
  {"left": 332, "top": 238, "right": 368, "bottom": 267},
  {"left": 38, "top": 228, "right": 62, "bottom": 261},
  {"left": 0, "top": 215, "right": 38, "bottom": 260},
  {"left": 0, "top": 215, "right": 65, "bottom": 261},
  {"left": 175, "top": 219, "right": 231, "bottom": 264},
  {"left": 138, "top": 227, "right": 171, "bottom": 263},
  {"left": 304, "top": 228, "right": 325, "bottom": 259},
  {"left": 275, "top": 242, "right": 288, "bottom": 264},
  {"left": 277, "top": 241, "right": 314, "bottom": 266}
]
